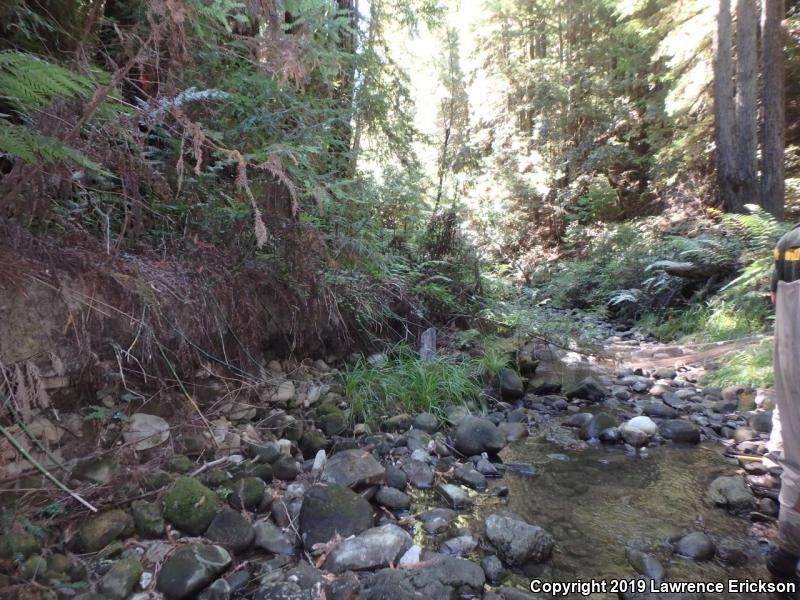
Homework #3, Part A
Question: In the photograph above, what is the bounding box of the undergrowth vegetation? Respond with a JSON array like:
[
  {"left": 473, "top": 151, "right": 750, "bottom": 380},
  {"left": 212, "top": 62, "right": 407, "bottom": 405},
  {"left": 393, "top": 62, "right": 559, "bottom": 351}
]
[
  {"left": 531, "top": 206, "right": 786, "bottom": 343},
  {"left": 342, "top": 342, "right": 483, "bottom": 423}
]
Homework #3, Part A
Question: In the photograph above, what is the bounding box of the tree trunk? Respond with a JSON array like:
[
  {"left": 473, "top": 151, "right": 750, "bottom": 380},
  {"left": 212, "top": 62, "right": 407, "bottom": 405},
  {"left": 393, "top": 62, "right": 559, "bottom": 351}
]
[
  {"left": 733, "top": 0, "right": 759, "bottom": 211},
  {"left": 713, "top": 0, "right": 738, "bottom": 210},
  {"left": 761, "top": 0, "right": 786, "bottom": 217}
]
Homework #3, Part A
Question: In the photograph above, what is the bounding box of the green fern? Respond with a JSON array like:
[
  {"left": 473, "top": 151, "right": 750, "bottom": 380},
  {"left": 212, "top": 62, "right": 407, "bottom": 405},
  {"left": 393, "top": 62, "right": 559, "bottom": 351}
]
[
  {"left": 0, "top": 51, "right": 94, "bottom": 110},
  {"left": 0, "top": 121, "right": 108, "bottom": 173}
]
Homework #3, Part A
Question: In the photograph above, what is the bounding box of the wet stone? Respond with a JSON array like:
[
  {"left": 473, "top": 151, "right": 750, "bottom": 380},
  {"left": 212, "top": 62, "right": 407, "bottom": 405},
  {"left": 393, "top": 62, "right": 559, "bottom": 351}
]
[
  {"left": 204, "top": 508, "right": 254, "bottom": 555},
  {"left": 436, "top": 483, "right": 474, "bottom": 509}
]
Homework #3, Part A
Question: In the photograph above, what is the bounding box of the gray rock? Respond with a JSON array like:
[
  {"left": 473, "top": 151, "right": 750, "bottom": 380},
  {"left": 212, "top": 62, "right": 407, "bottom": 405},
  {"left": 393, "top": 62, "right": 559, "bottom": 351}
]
[
  {"left": 565, "top": 377, "right": 608, "bottom": 402},
  {"left": 498, "top": 422, "right": 528, "bottom": 441},
  {"left": 707, "top": 476, "right": 756, "bottom": 512},
  {"left": 204, "top": 508, "right": 254, "bottom": 554},
  {"left": 402, "top": 459, "right": 435, "bottom": 488},
  {"left": 654, "top": 368, "right": 677, "bottom": 380},
  {"left": 418, "top": 508, "right": 457, "bottom": 535},
  {"left": 626, "top": 548, "right": 665, "bottom": 582},
  {"left": 453, "top": 416, "right": 507, "bottom": 457},
  {"left": 273, "top": 456, "right": 300, "bottom": 481},
  {"left": 413, "top": 413, "right": 440, "bottom": 434},
  {"left": 124, "top": 413, "right": 170, "bottom": 450},
  {"left": 374, "top": 486, "right": 411, "bottom": 510},
  {"left": 436, "top": 483, "right": 474, "bottom": 509},
  {"left": 321, "top": 449, "right": 386, "bottom": 489},
  {"left": 455, "top": 463, "right": 487, "bottom": 490},
  {"left": 324, "top": 523, "right": 412, "bottom": 573},
  {"left": 658, "top": 420, "right": 701, "bottom": 444},
  {"left": 299, "top": 484, "right": 373, "bottom": 549},
  {"left": 98, "top": 557, "right": 143, "bottom": 600},
  {"left": 385, "top": 464, "right": 407, "bottom": 489},
  {"left": 75, "top": 509, "right": 134, "bottom": 553},
  {"left": 254, "top": 581, "right": 307, "bottom": 600},
  {"left": 441, "top": 534, "right": 478, "bottom": 556},
  {"left": 197, "top": 579, "right": 231, "bottom": 600},
  {"left": 563, "top": 413, "right": 593, "bottom": 428},
  {"left": 229, "top": 477, "right": 266, "bottom": 510},
  {"left": 72, "top": 456, "right": 115, "bottom": 485},
  {"left": 674, "top": 532, "right": 715, "bottom": 561},
  {"left": 750, "top": 411, "right": 773, "bottom": 433},
  {"left": 580, "top": 412, "right": 617, "bottom": 440},
  {"left": 131, "top": 500, "right": 165, "bottom": 538},
  {"left": 247, "top": 441, "right": 281, "bottom": 463},
  {"left": 485, "top": 511, "right": 554, "bottom": 565},
  {"left": 360, "top": 555, "right": 485, "bottom": 600},
  {"left": 444, "top": 405, "right": 472, "bottom": 426},
  {"left": 253, "top": 521, "right": 295, "bottom": 555},
  {"left": 641, "top": 401, "right": 678, "bottom": 419},
  {"left": 383, "top": 413, "right": 414, "bottom": 433},
  {"left": 480, "top": 554, "right": 506, "bottom": 583},
  {"left": 619, "top": 424, "right": 650, "bottom": 448},
  {"left": 499, "top": 368, "right": 525, "bottom": 399},
  {"left": 156, "top": 544, "right": 232, "bottom": 600}
]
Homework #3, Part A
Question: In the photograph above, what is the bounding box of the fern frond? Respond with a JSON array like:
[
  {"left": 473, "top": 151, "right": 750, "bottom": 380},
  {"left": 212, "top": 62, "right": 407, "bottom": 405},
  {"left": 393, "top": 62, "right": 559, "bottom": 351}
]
[
  {"left": 0, "top": 121, "right": 109, "bottom": 174},
  {"left": 0, "top": 51, "right": 94, "bottom": 110}
]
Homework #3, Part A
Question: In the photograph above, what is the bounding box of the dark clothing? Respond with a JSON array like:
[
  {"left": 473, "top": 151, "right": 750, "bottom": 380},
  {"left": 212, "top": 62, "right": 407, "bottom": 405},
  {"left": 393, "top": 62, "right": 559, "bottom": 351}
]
[{"left": 772, "top": 224, "right": 800, "bottom": 293}]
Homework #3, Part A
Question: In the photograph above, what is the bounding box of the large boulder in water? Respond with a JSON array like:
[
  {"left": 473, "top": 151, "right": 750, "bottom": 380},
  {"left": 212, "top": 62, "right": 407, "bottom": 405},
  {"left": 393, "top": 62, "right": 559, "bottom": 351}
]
[
  {"left": 565, "top": 377, "right": 608, "bottom": 402},
  {"left": 580, "top": 412, "right": 617, "bottom": 440},
  {"left": 454, "top": 416, "right": 507, "bottom": 457},
  {"left": 484, "top": 511, "right": 554, "bottom": 565},
  {"left": 707, "top": 476, "right": 756, "bottom": 512},
  {"left": 658, "top": 419, "right": 700, "bottom": 444}
]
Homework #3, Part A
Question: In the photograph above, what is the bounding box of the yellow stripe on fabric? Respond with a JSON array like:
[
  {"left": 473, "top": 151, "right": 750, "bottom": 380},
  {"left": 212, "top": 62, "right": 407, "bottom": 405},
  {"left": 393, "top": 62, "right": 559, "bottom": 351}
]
[{"left": 785, "top": 248, "right": 800, "bottom": 261}]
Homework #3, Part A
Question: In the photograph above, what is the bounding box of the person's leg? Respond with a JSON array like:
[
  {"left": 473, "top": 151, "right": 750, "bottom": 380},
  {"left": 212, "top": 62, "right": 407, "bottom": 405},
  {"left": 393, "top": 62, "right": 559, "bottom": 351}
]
[{"left": 770, "top": 281, "right": 800, "bottom": 578}]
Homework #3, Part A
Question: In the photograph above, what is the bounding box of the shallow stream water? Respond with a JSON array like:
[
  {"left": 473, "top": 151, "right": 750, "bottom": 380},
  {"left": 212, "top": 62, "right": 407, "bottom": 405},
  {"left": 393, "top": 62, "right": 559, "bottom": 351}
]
[{"left": 487, "top": 436, "right": 772, "bottom": 598}]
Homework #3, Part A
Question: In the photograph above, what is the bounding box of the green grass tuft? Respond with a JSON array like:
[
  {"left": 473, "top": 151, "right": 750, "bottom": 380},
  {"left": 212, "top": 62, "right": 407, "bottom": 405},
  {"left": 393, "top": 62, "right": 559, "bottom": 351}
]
[
  {"left": 708, "top": 339, "right": 774, "bottom": 389},
  {"left": 342, "top": 342, "right": 483, "bottom": 423}
]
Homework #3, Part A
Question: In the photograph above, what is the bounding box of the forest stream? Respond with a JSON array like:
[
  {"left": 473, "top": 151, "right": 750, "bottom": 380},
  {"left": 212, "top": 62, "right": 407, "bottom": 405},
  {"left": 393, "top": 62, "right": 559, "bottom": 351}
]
[{"left": 0, "top": 309, "right": 783, "bottom": 600}]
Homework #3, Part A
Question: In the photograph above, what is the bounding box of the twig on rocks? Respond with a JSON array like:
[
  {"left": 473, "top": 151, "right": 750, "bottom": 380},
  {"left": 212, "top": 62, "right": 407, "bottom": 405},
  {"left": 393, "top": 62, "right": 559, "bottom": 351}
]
[{"left": 0, "top": 423, "right": 98, "bottom": 513}]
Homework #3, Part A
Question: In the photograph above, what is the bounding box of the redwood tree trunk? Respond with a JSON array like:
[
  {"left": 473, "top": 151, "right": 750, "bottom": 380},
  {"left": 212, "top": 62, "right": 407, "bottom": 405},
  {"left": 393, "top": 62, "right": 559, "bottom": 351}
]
[
  {"left": 713, "top": 0, "right": 738, "bottom": 210},
  {"left": 761, "top": 0, "right": 786, "bottom": 217},
  {"left": 733, "top": 0, "right": 759, "bottom": 211}
]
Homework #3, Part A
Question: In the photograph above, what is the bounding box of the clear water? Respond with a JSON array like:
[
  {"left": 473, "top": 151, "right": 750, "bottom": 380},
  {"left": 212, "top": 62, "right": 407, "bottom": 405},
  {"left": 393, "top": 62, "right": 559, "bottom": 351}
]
[
  {"left": 411, "top": 430, "right": 774, "bottom": 599},
  {"left": 479, "top": 435, "right": 773, "bottom": 598}
]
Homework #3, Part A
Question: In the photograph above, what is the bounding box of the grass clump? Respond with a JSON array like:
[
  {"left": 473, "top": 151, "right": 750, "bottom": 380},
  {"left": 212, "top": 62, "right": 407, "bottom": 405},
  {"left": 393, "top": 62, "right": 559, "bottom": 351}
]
[
  {"left": 343, "top": 343, "right": 482, "bottom": 423},
  {"left": 708, "top": 339, "right": 774, "bottom": 389}
]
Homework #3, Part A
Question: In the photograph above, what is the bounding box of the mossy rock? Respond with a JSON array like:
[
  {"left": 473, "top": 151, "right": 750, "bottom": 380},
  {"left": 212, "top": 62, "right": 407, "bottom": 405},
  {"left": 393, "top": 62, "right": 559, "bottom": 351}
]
[
  {"left": 0, "top": 531, "right": 41, "bottom": 560},
  {"left": 168, "top": 454, "right": 195, "bottom": 473},
  {"left": 75, "top": 509, "right": 134, "bottom": 553},
  {"left": 143, "top": 468, "right": 175, "bottom": 491},
  {"left": 98, "top": 557, "right": 143, "bottom": 600},
  {"left": 19, "top": 554, "right": 47, "bottom": 580},
  {"left": 202, "top": 469, "right": 230, "bottom": 487},
  {"left": 229, "top": 477, "right": 265, "bottom": 510},
  {"left": 131, "top": 500, "right": 165, "bottom": 538},
  {"left": 163, "top": 477, "right": 219, "bottom": 535}
]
